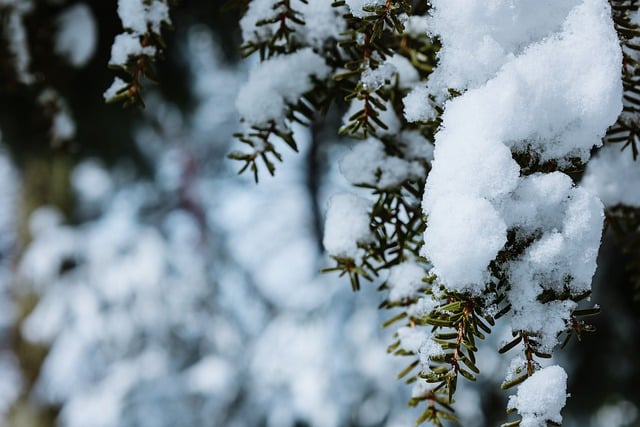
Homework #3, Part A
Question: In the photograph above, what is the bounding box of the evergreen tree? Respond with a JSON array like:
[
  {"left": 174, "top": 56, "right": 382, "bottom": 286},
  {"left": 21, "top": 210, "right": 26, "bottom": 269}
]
[
  {"left": 232, "top": 1, "right": 640, "bottom": 425},
  {"left": 0, "top": 1, "right": 639, "bottom": 426}
]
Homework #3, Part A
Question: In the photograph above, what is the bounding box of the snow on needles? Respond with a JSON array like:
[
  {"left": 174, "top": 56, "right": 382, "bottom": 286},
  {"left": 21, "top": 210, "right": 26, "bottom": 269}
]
[
  {"left": 345, "top": 0, "right": 386, "bottom": 18},
  {"left": 117, "top": 0, "right": 169, "bottom": 35},
  {"left": 323, "top": 194, "right": 374, "bottom": 262},
  {"left": 239, "top": 0, "right": 345, "bottom": 50},
  {"left": 417, "top": 0, "right": 581, "bottom": 99},
  {"left": 339, "top": 138, "right": 425, "bottom": 189},
  {"left": 422, "top": 0, "right": 622, "bottom": 303},
  {"left": 106, "top": 0, "right": 170, "bottom": 93},
  {"left": 236, "top": 48, "right": 330, "bottom": 127},
  {"left": 507, "top": 365, "right": 568, "bottom": 427},
  {"left": 109, "top": 33, "right": 156, "bottom": 67},
  {"left": 109, "top": 0, "right": 171, "bottom": 66}
]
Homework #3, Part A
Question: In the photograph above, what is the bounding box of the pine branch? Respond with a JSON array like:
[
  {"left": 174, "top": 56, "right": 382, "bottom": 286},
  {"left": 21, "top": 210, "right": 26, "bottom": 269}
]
[
  {"left": 105, "top": 0, "right": 173, "bottom": 108},
  {"left": 606, "top": 0, "right": 640, "bottom": 157}
]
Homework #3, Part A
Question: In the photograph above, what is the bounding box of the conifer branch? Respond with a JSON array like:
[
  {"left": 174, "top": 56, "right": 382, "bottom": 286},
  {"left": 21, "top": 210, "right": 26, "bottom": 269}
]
[
  {"left": 606, "top": 0, "right": 640, "bottom": 156},
  {"left": 105, "top": 0, "right": 173, "bottom": 108}
]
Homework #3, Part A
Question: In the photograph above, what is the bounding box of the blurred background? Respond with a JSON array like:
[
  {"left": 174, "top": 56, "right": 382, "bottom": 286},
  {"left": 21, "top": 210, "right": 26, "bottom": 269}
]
[{"left": 0, "top": 1, "right": 638, "bottom": 426}]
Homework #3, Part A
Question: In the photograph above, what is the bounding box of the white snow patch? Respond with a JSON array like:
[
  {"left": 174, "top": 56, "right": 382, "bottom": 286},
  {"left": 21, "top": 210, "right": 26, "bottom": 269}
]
[{"left": 507, "top": 365, "right": 568, "bottom": 427}]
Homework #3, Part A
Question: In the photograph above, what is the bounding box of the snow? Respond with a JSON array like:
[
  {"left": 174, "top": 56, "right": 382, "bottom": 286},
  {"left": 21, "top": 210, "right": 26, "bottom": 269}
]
[
  {"left": 507, "top": 365, "right": 568, "bottom": 427},
  {"left": 595, "top": 400, "right": 639, "bottom": 427},
  {"left": 420, "top": 0, "right": 580, "bottom": 98},
  {"left": 386, "top": 55, "right": 420, "bottom": 87},
  {"left": 395, "top": 326, "right": 428, "bottom": 353},
  {"left": 419, "top": 0, "right": 622, "bottom": 297},
  {"left": 403, "top": 86, "right": 435, "bottom": 122},
  {"left": 406, "top": 295, "right": 438, "bottom": 319},
  {"left": 503, "top": 356, "right": 529, "bottom": 385},
  {"left": 499, "top": 172, "right": 573, "bottom": 235},
  {"left": 424, "top": 194, "right": 508, "bottom": 292},
  {"left": 361, "top": 62, "right": 396, "bottom": 92},
  {"left": 117, "top": 0, "right": 169, "bottom": 35},
  {"left": 103, "top": 77, "right": 128, "bottom": 101},
  {"left": 236, "top": 48, "right": 330, "bottom": 127},
  {"left": 0, "top": 147, "right": 19, "bottom": 419},
  {"left": 418, "top": 337, "right": 444, "bottom": 373},
  {"left": 107, "top": 0, "right": 170, "bottom": 86},
  {"left": 339, "top": 138, "right": 424, "bottom": 189},
  {"left": 1, "top": 1, "right": 633, "bottom": 425},
  {"left": 401, "top": 15, "right": 429, "bottom": 39},
  {"left": 345, "top": 0, "right": 386, "bottom": 18},
  {"left": 71, "top": 160, "right": 113, "bottom": 205},
  {"left": 501, "top": 174, "right": 604, "bottom": 350},
  {"left": 184, "top": 356, "right": 233, "bottom": 394},
  {"left": 55, "top": 3, "right": 97, "bottom": 67},
  {"left": 298, "top": 1, "right": 346, "bottom": 49},
  {"left": 411, "top": 378, "right": 437, "bottom": 398},
  {"left": 398, "top": 130, "right": 434, "bottom": 162},
  {"left": 395, "top": 326, "right": 443, "bottom": 374},
  {"left": 424, "top": 135, "right": 520, "bottom": 204},
  {"left": 0, "top": 15, "right": 433, "bottom": 427},
  {"left": 250, "top": 316, "right": 340, "bottom": 427},
  {"left": 3, "top": 1, "right": 34, "bottom": 84},
  {"left": 323, "top": 193, "right": 374, "bottom": 260},
  {"left": 52, "top": 110, "right": 75, "bottom": 142},
  {"left": 20, "top": 209, "right": 76, "bottom": 289},
  {"left": 0, "top": 354, "right": 21, "bottom": 421},
  {"left": 239, "top": 0, "right": 345, "bottom": 50},
  {"left": 361, "top": 56, "right": 419, "bottom": 91},
  {"left": 505, "top": 174, "right": 604, "bottom": 290},
  {"left": 386, "top": 260, "right": 425, "bottom": 302},
  {"left": 582, "top": 144, "right": 640, "bottom": 207},
  {"left": 37, "top": 89, "right": 76, "bottom": 143},
  {"left": 239, "top": 0, "right": 281, "bottom": 46},
  {"left": 109, "top": 33, "right": 157, "bottom": 67}
]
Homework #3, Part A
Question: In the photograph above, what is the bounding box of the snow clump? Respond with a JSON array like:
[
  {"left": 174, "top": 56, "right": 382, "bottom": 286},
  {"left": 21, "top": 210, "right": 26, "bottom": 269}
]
[
  {"left": 420, "top": 0, "right": 622, "bottom": 305},
  {"left": 345, "top": 0, "right": 387, "bottom": 18},
  {"left": 236, "top": 48, "right": 330, "bottom": 127},
  {"left": 339, "top": 138, "right": 425, "bottom": 189},
  {"left": 507, "top": 365, "right": 568, "bottom": 427},
  {"left": 323, "top": 193, "right": 374, "bottom": 262},
  {"left": 239, "top": 0, "right": 345, "bottom": 50}
]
